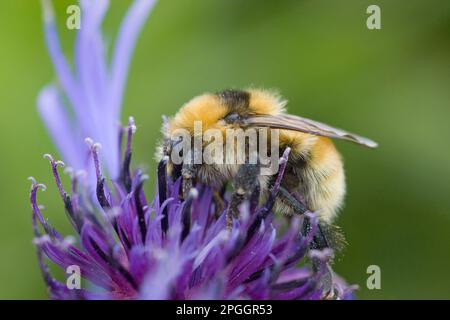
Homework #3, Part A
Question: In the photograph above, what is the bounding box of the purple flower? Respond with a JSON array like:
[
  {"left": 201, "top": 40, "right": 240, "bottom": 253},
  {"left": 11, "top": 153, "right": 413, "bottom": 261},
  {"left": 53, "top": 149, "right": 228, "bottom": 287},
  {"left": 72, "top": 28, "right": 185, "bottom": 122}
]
[
  {"left": 38, "top": 0, "right": 155, "bottom": 181},
  {"left": 31, "top": 0, "right": 355, "bottom": 300},
  {"left": 30, "top": 136, "right": 354, "bottom": 299}
]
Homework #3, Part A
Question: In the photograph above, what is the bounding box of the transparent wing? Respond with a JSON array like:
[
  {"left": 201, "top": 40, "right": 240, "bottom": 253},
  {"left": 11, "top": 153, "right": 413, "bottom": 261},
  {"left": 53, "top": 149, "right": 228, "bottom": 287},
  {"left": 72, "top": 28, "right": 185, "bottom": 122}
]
[{"left": 244, "top": 114, "right": 378, "bottom": 148}]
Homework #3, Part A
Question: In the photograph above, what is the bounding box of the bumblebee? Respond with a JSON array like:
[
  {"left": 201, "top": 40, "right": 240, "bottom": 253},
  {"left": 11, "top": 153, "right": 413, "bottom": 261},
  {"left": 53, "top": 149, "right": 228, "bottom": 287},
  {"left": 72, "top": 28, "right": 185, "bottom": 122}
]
[{"left": 157, "top": 89, "right": 377, "bottom": 290}]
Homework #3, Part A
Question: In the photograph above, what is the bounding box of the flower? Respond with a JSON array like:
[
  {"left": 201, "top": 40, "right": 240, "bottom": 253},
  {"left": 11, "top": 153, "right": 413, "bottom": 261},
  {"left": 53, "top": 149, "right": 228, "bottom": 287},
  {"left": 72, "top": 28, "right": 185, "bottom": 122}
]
[
  {"left": 30, "top": 133, "right": 354, "bottom": 299},
  {"left": 31, "top": 0, "right": 355, "bottom": 300}
]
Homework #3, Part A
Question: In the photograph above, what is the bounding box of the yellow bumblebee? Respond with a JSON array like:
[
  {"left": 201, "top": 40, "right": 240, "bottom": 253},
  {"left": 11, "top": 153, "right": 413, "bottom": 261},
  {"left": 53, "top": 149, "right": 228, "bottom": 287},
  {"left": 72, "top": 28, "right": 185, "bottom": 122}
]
[{"left": 157, "top": 88, "right": 376, "bottom": 260}]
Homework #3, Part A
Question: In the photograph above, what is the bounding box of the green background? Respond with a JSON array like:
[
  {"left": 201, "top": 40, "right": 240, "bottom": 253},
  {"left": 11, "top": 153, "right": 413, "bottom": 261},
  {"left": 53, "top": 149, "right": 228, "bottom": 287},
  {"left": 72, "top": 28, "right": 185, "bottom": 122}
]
[{"left": 1, "top": 0, "right": 449, "bottom": 299}]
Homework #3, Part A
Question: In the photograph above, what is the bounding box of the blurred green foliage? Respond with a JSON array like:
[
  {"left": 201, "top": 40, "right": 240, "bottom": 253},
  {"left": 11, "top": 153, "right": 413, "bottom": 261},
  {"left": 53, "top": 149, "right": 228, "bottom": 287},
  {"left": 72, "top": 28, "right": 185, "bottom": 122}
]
[{"left": 0, "top": 0, "right": 449, "bottom": 299}]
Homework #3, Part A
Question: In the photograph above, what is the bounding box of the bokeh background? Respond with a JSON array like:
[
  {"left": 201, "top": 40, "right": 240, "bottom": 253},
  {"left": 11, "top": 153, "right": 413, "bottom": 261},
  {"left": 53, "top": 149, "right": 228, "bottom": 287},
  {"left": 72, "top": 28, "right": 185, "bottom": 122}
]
[{"left": 1, "top": 0, "right": 449, "bottom": 299}]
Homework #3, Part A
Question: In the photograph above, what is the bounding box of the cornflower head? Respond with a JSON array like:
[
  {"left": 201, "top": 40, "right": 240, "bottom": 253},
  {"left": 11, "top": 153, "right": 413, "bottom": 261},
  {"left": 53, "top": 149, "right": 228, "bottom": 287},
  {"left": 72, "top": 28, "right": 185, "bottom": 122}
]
[{"left": 31, "top": 0, "right": 355, "bottom": 300}]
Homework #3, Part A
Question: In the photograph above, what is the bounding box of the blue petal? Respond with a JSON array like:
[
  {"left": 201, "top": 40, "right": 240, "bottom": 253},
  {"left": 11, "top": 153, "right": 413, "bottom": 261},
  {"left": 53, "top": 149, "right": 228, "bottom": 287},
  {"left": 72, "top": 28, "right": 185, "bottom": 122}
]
[
  {"left": 37, "top": 86, "right": 85, "bottom": 170},
  {"left": 109, "top": 0, "right": 156, "bottom": 117}
]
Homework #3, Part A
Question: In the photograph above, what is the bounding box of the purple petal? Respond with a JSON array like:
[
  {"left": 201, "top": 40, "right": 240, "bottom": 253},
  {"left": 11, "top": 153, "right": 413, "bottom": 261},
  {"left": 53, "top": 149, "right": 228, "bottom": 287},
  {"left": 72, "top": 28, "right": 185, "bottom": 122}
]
[
  {"left": 37, "top": 86, "right": 85, "bottom": 169},
  {"left": 109, "top": 0, "right": 156, "bottom": 117}
]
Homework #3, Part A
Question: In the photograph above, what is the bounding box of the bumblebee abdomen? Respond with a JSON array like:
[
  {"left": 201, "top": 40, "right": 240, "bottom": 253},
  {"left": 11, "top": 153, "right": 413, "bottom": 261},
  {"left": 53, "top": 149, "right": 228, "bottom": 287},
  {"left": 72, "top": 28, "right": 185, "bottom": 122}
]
[{"left": 278, "top": 135, "right": 346, "bottom": 223}]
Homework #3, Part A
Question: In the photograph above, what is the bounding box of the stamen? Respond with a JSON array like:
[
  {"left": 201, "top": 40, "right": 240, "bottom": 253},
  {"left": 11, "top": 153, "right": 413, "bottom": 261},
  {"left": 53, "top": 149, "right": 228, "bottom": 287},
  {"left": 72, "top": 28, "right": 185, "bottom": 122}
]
[
  {"left": 84, "top": 137, "right": 94, "bottom": 147},
  {"left": 119, "top": 227, "right": 132, "bottom": 250},
  {"left": 33, "top": 234, "right": 51, "bottom": 246},
  {"left": 121, "top": 117, "right": 136, "bottom": 192},
  {"left": 64, "top": 193, "right": 83, "bottom": 233},
  {"left": 270, "top": 278, "right": 309, "bottom": 291},
  {"left": 158, "top": 157, "right": 169, "bottom": 234},
  {"left": 63, "top": 235, "right": 76, "bottom": 246},
  {"left": 65, "top": 168, "right": 86, "bottom": 216},
  {"left": 244, "top": 254, "right": 281, "bottom": 285},
  {"left": 43, "top": 154, "right": 83, "bottom": 232},
  {"left": 41, "top": 162, "right": 81, "bottom": 232},
  {"left": 96, "top": 179, "right": 110, "bottom": 209},
  {"left": 128, "top": 116, "right": 137, "bottom": 134},
  {"left": 28, "top": 177, "right": 47, "bottom": 192},
  {"left": 134, "top": 179, "right": 147, "bottom": 244},
  {"left": 43, "top": 153, "right": 66, "bottom": 199},
  {"left": 265, "top": 147, "right": 291, "bottom": 211},
  {"left": 55, "top": 160, "right": 65, "bottom": 168},
  {"left": 87, "top": 138, "right": 111, "bottom": 209},
  {"left": 29, "top": 178, "right": 51, "bottom": 237},
  {"left": 88, "top": 237, "right": 138, "bottom": 291}
]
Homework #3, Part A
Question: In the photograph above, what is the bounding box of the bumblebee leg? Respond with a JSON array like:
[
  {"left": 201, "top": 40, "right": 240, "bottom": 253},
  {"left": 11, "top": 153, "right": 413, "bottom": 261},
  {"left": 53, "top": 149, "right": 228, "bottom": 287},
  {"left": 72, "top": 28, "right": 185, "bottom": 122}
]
[
  {"left": 278, "top": 186, "right": 308, "bottom": 214},
  {"left": 213, "top": 190, "right": 225, "bottom": 219},
  {"left": 302, "top": 217, "right": 334, "bottom": 297},
  {"left": 181, "top": 147, "right": 201, "bottom": 198},
  {"left": 278, "top": 186, "right": 335, "bottom": 251},
  {"left": 226, "top": 163, "right": 260, "bottom": 230},
  {"left": 226, "top": 190, "right": 244, "bottom": 229},
  {"left": 278, "top": 186, "right": 336, "bottom": 297},
  {"left": 181, "top": 163, "right": 197, "bottom": 198}
]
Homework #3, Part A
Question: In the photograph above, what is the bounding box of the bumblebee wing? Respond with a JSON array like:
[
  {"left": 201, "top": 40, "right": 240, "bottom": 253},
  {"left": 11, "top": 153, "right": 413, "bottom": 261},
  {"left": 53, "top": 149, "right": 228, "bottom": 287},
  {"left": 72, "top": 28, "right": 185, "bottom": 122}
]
[{"left": 244, "top": 114, "right": 378, "bottom": 148}]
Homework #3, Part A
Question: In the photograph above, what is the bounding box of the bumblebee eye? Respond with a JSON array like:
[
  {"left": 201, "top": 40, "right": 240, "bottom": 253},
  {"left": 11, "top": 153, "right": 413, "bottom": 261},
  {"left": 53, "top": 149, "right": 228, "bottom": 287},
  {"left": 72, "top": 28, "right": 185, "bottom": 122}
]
[{"left": 224, "top": 113, "right": 241, "bottom": 123}]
